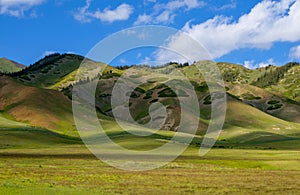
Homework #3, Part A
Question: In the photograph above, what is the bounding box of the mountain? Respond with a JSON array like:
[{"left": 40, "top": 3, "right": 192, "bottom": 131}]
[
  {"left": 0, "top": 57, "right": 25, "bottom": 73},
  {"left": 0, "top": 53, "right": 299, "bottom": 149},
  {"left": 10, "top": 53, "right": 83, "bottom": 89},
  {"left": 217, "top": 62, "right": 300, "bottom": 102},
  {"left": 60, "top": 58, "right": 300, "bottom": 130}
]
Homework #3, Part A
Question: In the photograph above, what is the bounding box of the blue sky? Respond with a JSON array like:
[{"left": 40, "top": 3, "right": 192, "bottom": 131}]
[{"left": 0, "top": 0, "right": 300, "bottom": 68}]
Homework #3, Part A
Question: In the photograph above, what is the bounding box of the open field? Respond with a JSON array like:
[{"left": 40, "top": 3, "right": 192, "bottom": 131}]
[
  {"left": 1, "top": 146, "right": 300, "bottom": 194},
  {"left": 0, "top": 55, "right": 299, "bottom": 194},
  {"left": 1, "top": 105, "right": 300, "bottom": 194}
]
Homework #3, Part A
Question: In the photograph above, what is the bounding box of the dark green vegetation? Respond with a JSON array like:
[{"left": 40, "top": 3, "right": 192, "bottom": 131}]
[
  {"left": 0, "top": 54, "right": 299, "bottom": 194},
  {"left": 217, "top": 62, "right": 300, "bottom": 102},
  {"left": 8, "top": 53, "right": 84, "bottom": 89},
  {"left": 253, "top": 62, "right": 298, "bottom": 88}
]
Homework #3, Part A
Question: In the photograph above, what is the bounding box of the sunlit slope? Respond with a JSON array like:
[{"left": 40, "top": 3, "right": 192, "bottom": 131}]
[
  {"left": 11, "top": 53, "right": 83, "bottom": 90},
  {"left": 226, "top": 83, "right": 300, "bottom": 123},
  {"left": 1, "top": 55, "right": 299, "bottom": 149},
  {"left": 0, "top": 76, "right": 76, "bottom": 135},
  {"left": 215, "top": 96, "right": 300, "bottom": 148},
  {"left": 266, "top": 65, "right": 300, "bottom": 102},
  {"left": 0, "top": 58, "right": 25, "bottom": 73}
]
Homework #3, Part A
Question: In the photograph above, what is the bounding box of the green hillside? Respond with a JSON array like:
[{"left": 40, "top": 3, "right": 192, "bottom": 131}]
[
  {"left": 0, "top": 58, "right": 25, "bottom": 73},
  {"left": 10, "top": 53, "right": 84, "bottom": 89},
  {"left": 0, "top": 76, "right": 76, "bottom": 135},
  {"left": 1, "top": 55, "right": 300, "bottom": 194},
  {"left": 0, "top": 54, "right": 299, "bottom": 151},
  {"left": 226, "top": 83, "right": 300, "bottom": 123},
  {"left": 265, "top": 64, "right": 300, "bottom": 102},
  {"left": 211, "top": 62, "right": 300, "bottom": 104}
]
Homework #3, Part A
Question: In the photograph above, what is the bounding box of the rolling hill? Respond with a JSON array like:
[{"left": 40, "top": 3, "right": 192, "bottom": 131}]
[
  {"left": 0, "top": 58, "right": 25, "bottom": 73},
  {"left": 0, "top": 53, "right": 299, "bottom": 150},
  {"left": 0, "top": 76, "right": 76, "bottom": 135},
  {"left": 10, "top": 53, "right": 83, "bottom": 89}
]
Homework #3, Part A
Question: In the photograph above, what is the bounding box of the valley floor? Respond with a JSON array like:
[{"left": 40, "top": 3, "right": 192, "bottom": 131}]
[{"left": 1, "top": 146, "right": 300, "bottom": 194}]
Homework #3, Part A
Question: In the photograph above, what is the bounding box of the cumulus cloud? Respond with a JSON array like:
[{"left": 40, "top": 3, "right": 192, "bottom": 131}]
[
  {"left": 0, "top": 0, "right": 44, "bottom": 17},
  {"left": 244, "top": 58, "right": 276, "bottom": 69},
  {"left": 153, "top": 31, "right": 212, "bottom": 64},
  {"left": 257, "top": 58, "right": 276, "bottom": 68},
  {"left": 93, "top": 4, "right": 134, "bottom": 23},
  {"left": 74, "top": 0, "right": 134, "bottom": 23},
  {"left": 135, "top": 14, "right": 152, "bottom": 25},
  {"left": 154, "top": 0, "right": 300, "bottom": 63},
  {"left": 243, "top": 60, "right": 255, "bottom": 69},
  {"left": 134, "top": 0, "right": 205, "bottom": 25},
  {"left": 289, "top": 45, "right": 300, "bottom": 60}
]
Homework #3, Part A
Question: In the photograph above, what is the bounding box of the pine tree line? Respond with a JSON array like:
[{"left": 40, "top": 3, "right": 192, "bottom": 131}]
[{"left": 253, "top": 62, "right": 299, "bottom": 88}]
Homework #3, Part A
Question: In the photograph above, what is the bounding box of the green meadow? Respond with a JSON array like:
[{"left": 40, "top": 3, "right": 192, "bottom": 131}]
[
  {"left": 0, "top": 54, "right": 300, "bottom": 194},
  {"left": 1, "top": 145, "right": 300, "bottom": 194},
  {"left": 1, "top": 115, "right": 300, "bottom": 194}
]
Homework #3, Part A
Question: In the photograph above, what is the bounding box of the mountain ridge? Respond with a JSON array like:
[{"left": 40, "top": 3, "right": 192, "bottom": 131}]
[{"left": 0, "top": 53, "right": 299, "bottom": 147}]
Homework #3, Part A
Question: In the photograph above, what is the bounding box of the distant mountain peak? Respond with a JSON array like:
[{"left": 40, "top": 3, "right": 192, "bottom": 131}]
[{"left": 0, "top": 57, "right": 25, "bottom": 73}]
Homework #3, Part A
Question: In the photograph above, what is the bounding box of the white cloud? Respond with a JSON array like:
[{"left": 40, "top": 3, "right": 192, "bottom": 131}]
[
  {"left": 73, "top": 0, "right": 92, "bottom": 23},
  {"left": 93, "top": 4, "right": 134, "bottom": 23},
  {"left": 153, "top": 31, "right": 212, "bottom": 64},
  {"left": 244, "top": 60, "right": 255, "bottom": 69},
  {"left": 34, "top": 50, "right": 58, "bottom": 63},
  {"left": 42, "top": 50, "right": 58, "bottom": 57},
  {"left": 137, "top": 53, "right": 142, "bottom": 59},
  {"left": 140, "top": 56, "right": 157, "bottom": 66},
  {"left": 156, "top": 11, "right": 175, "bottom": 23},
  {"left": 243, "top": 58, "right": 275, "bottom": 69},
  {"left": 289, "top": 45, "right": 300, "bottom": 60},
  {"left": 134, "top": 0, "right": 205, "bottom": 25},
  {"left": 134, "top": 14, "right": 152, "bottom": 25},
  {"left": 212, "top": 0, "right": 236, "bottom": 11},
  {"left": 143, "top": 0, "right": 157, "bottom": 5},
  {"left": 119, "top": 58, "right": 127, "bottom": 64},
  {"left": 258, "top": 58, "right": 276, "bottom": 68},
  {"left": 165, "top": 0, "right": 204, "bottom": 10},
  {"left": 74, "top": 1, "right": 134, "bottom": 23},
  {"left": 155, "top": 0, "right": 300, "bottom": 63},
  {"left": 0, "top": 0, "right": 44, "bottom": 17}
]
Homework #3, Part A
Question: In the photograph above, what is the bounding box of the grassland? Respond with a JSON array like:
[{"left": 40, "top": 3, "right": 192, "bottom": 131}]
[
  {"left": 1, "top": 115, "right": 300, "bottom": 194},
  {"left": 0, "top": 109, "right": 299, "bottom": 194},
  {"left": 1, "top": 146, "right": 300, "bottom": 194}
]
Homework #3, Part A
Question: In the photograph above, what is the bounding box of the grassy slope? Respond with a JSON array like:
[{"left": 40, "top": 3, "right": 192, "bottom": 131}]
[
  {"left": 226, "top": 82, "right": 300, "bottom": 123},
  {"left": 216, "top": 62, "right": 300, "bottom": 104},
  {"left": 221, "top": 96, "right": 300, "bottom": 147},
  {"left": 13, "top": 54, "right": 83, "bottom": 90},
  {"left": 0, "top": 76, "right": 76, "bottom": 136},
  {"left": 0, "top": 57, "right": 299, "bottom": 149},
  {"left": 0, "top": 58, "right": 25, "bottom": 73},
  {"left": 68, "top": 65, "right": 300, "bottom": 149},
  {"left": 0, "top": 57, "right": 299, "bottom": 193},
  {"left": 0, "top": 111, "right": 80, "bottom": 149},
  {"left": 267, "top": 65, "right": 300, "bottom": 102},
  {"left": 12, "top": 53, "right": 122, "bottom": 91}
]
